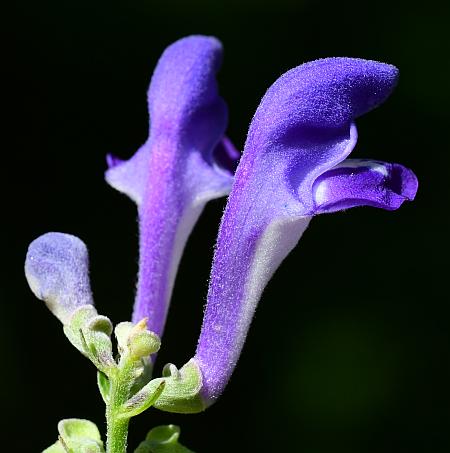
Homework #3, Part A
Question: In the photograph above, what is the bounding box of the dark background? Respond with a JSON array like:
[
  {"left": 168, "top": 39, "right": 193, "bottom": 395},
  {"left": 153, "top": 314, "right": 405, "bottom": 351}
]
[{"left": 3, "top": 0, "right": 450, "bottom": 451}]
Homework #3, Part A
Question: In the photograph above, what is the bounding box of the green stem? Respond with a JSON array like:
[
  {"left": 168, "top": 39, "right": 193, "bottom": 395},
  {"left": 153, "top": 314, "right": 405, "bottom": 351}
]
[
  {"left": 106, "top": 411, "right": 129, "bottom": 453},
  {"left": 105, "top": 361, "right": 135, "bottom": 453}
]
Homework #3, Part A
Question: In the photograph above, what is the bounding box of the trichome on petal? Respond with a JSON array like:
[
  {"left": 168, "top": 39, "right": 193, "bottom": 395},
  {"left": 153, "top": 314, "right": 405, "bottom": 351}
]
[
  {"left": 25, "top": 232, "right": 94, "bottom": 324},
  {"left": 105, "top": 35, "right": 239, "bottom": 340}
]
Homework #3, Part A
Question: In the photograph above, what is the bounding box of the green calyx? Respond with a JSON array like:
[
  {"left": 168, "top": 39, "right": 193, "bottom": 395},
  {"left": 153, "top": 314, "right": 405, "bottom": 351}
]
[
  {"left": 64, "top": 308, "right": 205, "bottom": 415},
  {"left": 43, "top": 418, "right": 105, "bottom": 453},
  {"left": 63, "top": 305, "right": 115, "bottom": 374},
  {"left": 150, "top": 359, "right": 205, "bottom": 414},
  {"left": 115, "top": 319, "right": 161, "bottom": 360},
  {"left": 58, "top": 310, "right": 205, "bottom": 452},
  {"left": 135, "top": 425, "right": 195, "bottom": 453}
]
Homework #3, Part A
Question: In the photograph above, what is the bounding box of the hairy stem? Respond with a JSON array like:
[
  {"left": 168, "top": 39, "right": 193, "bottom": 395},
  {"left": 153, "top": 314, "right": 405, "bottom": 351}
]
[
  {"left": 105, "top": 361, "right": 135, "bottom": 453},
  {"left": 106, "top": 412, "right": 129, "bottom": 453}
]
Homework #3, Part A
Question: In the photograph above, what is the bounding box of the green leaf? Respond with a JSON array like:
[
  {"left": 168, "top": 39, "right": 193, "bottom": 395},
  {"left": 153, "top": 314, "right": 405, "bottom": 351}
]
[
  {"left": 120, "top": 381, "right": 166, "bottom": 418},
  {"left": 97, "top": 371, "right": 110, "bottom": 403},
  {"left": 134, "top": 425, "right": 195, "bottom": 453}
]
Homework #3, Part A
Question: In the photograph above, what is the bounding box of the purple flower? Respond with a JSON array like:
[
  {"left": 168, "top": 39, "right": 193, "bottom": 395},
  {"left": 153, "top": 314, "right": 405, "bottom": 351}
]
[
  {"left": 25, "top": 232, "right": 94, "bottom": 324},
  {"left": 105, "top": 36, "right": 238, "bottom": 338},
  {"left": 23, "top": 41, "right": 419, "bottom": 417},
  {"left": 189, "top": 58, "right": 418, "bottom": 407}
]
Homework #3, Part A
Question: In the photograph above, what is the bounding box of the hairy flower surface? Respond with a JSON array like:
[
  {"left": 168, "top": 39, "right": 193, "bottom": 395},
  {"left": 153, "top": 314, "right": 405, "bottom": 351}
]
[
  {"left": 190, "top": 57, "right": 418, "bottom": 406},
  {"left": 105, "top": 36, "right": 238, "bottom": 338},
  {"left": 24, "top": 39, "right": 419, "bottom": 419},
  {"left": 25, "top": 232, "right": 94, "bottom": 324}
]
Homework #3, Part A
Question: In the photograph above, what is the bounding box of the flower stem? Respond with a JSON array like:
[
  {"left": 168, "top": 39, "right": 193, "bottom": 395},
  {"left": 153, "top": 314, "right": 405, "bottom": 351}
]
[
  {"left": 106, "top": 411, "right": 129, "bottom": 453},
  {"left": 105, "top": 361, "right": 135, "bottom": 453}
]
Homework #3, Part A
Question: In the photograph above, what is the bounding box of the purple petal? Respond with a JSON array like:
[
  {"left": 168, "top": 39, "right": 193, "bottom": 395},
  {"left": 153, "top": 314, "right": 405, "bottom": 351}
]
[
  {"left": 313, "top": 159, "right": 418, "bottom": 213},
  {"left": 147, "top": 36, "right": 227, "bottom": 153},
  {"left": 193, "top": 58, "right": 407, "bottom": 406},
  {"left": 247, "top": 58, "right": 399, "bottom": 213},
  {"left": 105, "top": 147, "right": 150, "bottom": 205},
  {"left": 212, "top": 136, "right": 241, "bottom": 174},
  {"left": 105, "top": 36, "right": 238, "bottom": 338},
  {"left": 25, "top": 232, "right": 93, "bottom": 324}
]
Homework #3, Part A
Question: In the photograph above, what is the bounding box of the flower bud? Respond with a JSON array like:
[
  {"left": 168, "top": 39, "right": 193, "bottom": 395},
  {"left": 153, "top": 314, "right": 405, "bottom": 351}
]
[{"left": 25, "top": 232, "right": 94, "bottom": 324}]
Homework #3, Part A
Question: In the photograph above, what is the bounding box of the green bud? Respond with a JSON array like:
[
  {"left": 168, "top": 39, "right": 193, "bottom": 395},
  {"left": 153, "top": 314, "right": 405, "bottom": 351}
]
[
  {"left": 114, "top": 322, "right": 134, "bottom": 354},
  {"left": 114, "top": 319, "right": 161, "bottom": 359},
  {"left": 129, "top": 330, "right": 161, "bottom": 359}
]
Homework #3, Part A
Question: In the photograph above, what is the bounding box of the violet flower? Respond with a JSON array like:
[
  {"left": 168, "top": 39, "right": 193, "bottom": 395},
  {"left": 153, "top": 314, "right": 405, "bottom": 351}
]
[
  {"left": 25, "top": 232, "right": 94, "bottom": 324},
  {"left": 105, "top": 36, "right": 238, "bottom": 338},
  {"left": 24, "top": 45, "right": 418, "bottom": 422},
  {"left": 160, "top": 58, "right": 418, "bottom": 410}
]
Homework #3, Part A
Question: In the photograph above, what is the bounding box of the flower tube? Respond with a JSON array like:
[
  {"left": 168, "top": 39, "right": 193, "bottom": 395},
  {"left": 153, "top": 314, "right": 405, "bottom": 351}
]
[
  {"left": 151, "top": 58, "right": 417, "bottom": 413},
  {"left": 193, "top": 58, "right": 418, "bottom": 406},
  {"left": 106, "top": 36, "right": 238, "bottom": 338}
]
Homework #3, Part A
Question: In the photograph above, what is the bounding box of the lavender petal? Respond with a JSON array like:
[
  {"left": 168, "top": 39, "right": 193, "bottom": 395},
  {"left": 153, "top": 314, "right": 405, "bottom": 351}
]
[
  {"left": 313, "top": 159, "right": 418, "bottom": 213},
  {"left": 25, "top": 232, "right": 94, "bottom": 324},
  {"left": 105, "top": 36, "right": 238, "bottom": 338},
  {"left": 194, "top": 58, "right": 405, "bottom": 406}
]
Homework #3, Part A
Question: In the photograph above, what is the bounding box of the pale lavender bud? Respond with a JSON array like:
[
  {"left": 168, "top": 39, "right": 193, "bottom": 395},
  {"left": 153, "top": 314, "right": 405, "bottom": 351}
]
[{"left": 25, "top": 232, "right": 94, "bottom": 324}]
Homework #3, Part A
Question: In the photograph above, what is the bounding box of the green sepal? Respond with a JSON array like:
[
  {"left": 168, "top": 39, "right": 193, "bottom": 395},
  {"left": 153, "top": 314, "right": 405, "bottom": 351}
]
[
  {"left": 134, "top": 425, "right": 195, "bottom": 453},
  {"left": 63, "top": 306, "right": 116, "bottom": 373},
  {"left": 97, "top": 371, "right": 110, "bottom": 404},
  {"left": 120, "top": 380, "right": 166, "bottom": 418},
  {"left": 63, "top": 306, "right": 96, "bottom": 353},
  {"left": 150, "top": 359, "right": 205, "bottom": 414},
  {"left": 84, "top": 329, "right": 115, "bottom": 370},
  {"left": 87, "top": 315, "right": 113, "bottom": 336},
  {"left": 43, "top": 418, "right": 105, "bottom": 453}
]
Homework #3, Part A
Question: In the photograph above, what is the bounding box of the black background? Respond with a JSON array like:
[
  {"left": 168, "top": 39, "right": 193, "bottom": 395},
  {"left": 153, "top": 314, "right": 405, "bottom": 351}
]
[{"left": 3, "top": 0, "right": 450, "bottom": 451}]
